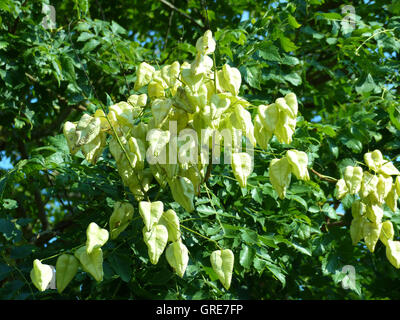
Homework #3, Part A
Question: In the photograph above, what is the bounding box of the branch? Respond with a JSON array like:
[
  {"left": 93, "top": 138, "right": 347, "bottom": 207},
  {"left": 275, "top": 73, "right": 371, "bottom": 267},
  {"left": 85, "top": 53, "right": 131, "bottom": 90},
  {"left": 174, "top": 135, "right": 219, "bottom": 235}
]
[
  {"left": 30, "top": 219, "right": 75, "bottom": 246},
  {"left": 24, "top": 72, "right": 87, "bottom": 139},
  {"left": 310, "top": 168, "right": 338, "bottom": 183},
  {"left": 33, "top": 189, "right": 49, "bottom": 231},
  {"left": 321, "top": 219, "right": 349, "bottom": 233},
  {"left": 17, "top": 140, "right": 49, "bottom": 231},
  {"left": 158, "top": 0, "right": 204, "bottom": 29},
  {"left": 163, "top": 0, "right": 175, "bottom": 51},
  {"left": 8, "top": 0, "right": 28, "bottom": 34}
]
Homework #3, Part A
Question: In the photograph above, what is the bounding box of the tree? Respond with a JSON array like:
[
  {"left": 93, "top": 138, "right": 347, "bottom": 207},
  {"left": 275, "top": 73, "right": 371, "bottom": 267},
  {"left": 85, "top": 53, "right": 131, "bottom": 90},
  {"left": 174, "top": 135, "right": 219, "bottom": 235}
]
[{"left": 1, "top": 0, "right": 400, "bottom": 300}]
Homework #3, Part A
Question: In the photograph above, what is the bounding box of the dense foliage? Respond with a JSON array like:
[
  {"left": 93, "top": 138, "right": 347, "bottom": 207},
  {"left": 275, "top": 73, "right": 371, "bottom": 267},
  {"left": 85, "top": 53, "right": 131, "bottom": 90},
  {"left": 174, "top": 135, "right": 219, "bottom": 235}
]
[{"left": 1, "top": 0, "right": 400, "bottom": 300}]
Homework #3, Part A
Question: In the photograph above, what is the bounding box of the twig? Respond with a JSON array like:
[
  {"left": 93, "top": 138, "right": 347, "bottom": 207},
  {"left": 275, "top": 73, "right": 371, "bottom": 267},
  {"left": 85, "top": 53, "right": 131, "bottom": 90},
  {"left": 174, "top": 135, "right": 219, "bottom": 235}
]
[
  {"left": 310, "top": 168, "right": 338, "bottom": 183},
  {"left": 158, "top": 0, "right": 204, "bottom": 29},
  {"left": 163, "top": 0, "right": 175, "bottom": 51}
]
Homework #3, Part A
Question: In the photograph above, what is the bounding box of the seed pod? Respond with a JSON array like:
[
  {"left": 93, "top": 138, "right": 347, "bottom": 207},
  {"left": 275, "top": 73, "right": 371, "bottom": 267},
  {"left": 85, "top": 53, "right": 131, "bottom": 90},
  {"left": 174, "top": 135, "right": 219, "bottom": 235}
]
[
  {"left": 148, "top": 81, "right": 165, "bottom": 99},
  {"left": 128, "top": 137, "right": 146, "bottom": 170},
  {"left": 284, "top": 93, "right": 298, "bottom": 118},
  {"left": 274, "top": 111, "right": 296, "bottom": 145},
  {"left": 93, "top": 109, "right": 110, "bottom": 131},
  {"left": 181, "top": 68, "right": 204, "bottom": 92},
  {"left": 30, "top": 259, "right": 54, "bottom": 292},
  {"left": 161, "top": 61, "right": 180, "bottom": 88},
  {"left": 151, "top": 99, "right": 173, "bottom": 128},
  {"left": 86, "top": 222, "right": 109, "bottom": 254},
  {"left": 191, "top": 53, "right": 213, "bottom": 75},
  {"left": 350, "top": 217, "right": 365, "bottom": 246},
  {"left": 143, "top": 224, "right": 168, "bottom": 265},
  {"left": 360, "top": 172, "right": 379, "bottom": 202},
  {"left": 210, "top": 94, "right": 231, "bottom": 120},
  {"left": 210, "top": 249, "right": 234, "bottom": 290},
  {"left": 231, "top": 104, "right": 256, "bottom": 146},
  {"left": 258, "top": 103, "right": 279, "bottom": 134},
  {"left": 385, "top": 184, "right": 398, "bottom": 213},
  {"left": 109, "top": 202, "right": 134, "bottom": 240},
  {"left": 75, "top": 114, "right": 101, "bottom": 147},
  {"left": 139, "top": 201, "right": 164, "bottom": 232},
  {"left": 196, "top": 30, "right": 216, "bottom": 55},
  {"left": 386, "top": 240, "right": 400, "bottom": 269},
  {"left": 134, "top": 62, "right": 155, "bottom": 91},
  {"left": 172, "top": 86, "right": 197, "bottom": 114},
  {"left": 159, "top": 209, "right": 181, "bottom": 242},
  {"left": 188, "top": 84, "right": 209, "bottom": 110},
  {"left": 376, "top": 174, "right": 393, "bottom": 204},
  {"left": 380, "top": 220, "right": 394, "bottom": 247},
  {"left": 254, "top": 114, "right": 272, "bottom": 150},
  {"left": 168, "top": 176, "right": 195, "bottom": 212},
  {"left": 218, "top": 64, "right": 241, "bottom": 96},
  {"left": 364, "top": 150, "right": 384, "bottom": 172},
  {"left": 352, "top": 200, "right": 366, "bottom": 219},
  {"left": 344, "top": 166, "right": 363, "bottom": 195},
  {"left": 63, "top": 121, "right": 80, "bottom": 155},
  {"left": 81, "top": 132, "right": 106, "bottom": 165},
  {"left": 363, "top": 221, "right": 382, "bottom": 253},
  {"left": 396, "top": 176, "right": 400, "bottom": 195},
  {"left": 378, "top": 161, "right": 400, "bottom": 176},
  {"left": 275, "top": 97, "right": 296, "bottom": 119},
  {"left": 55, "top": 254, "right": 79, "bottom": 294},
  {"left": 109, "top": 101, "right": 140, "bottom": 127},
  {"left": 162, "top": 107, "right": 189, "bottom": 132},
  {"left": 127, "top": 93, "right": 148, "bottom": 107},
  {"left": 335, "top": 179, "right": 348, "bottom": 200},
  {"left": 269, "top": 157, "right": 292, "bottom": 199},
  {"left": 231, "top": 152, "right": 253, "bottom": 188},
  {"left": 286, "top": 150, "right": 310, "bottom": 181},
  {"left": 74, "top": 246, "right": 103, "bottom": 282},
  {"left": 146, "top": 129, "right": 171, "bottom": 161},
  {"left": 365, "top": 204, "right": 383, "bottom": 224},
  {"left": 166, "top": 240, "right": 189, "bottom": 278},
  {"left": 180, "top": 164, "right": 202, "bottom": 195}
]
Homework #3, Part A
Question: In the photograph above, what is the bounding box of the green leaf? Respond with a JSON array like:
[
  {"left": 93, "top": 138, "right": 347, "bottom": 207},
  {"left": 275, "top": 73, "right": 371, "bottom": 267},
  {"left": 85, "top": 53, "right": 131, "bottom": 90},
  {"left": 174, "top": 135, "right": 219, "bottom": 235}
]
[
  {"left": 242, "top": 66, "right": 261, "bottom": 90},
  {"left": 196, "top": 205, "right": 218, "bottom": 217},
  {"left": 240, "top": 229, "right": 258, "bottom": 244},
  {"left": 2, "top": 199, "right": 17, "bottom": 210},
  {"left": 355, "top": 73, "right": 381, "bottom": 94},
  {"left": 322, "top": 203, "right": 339, "bottom": 220},
  {"left": 257, "top": 43, "right": 281, "bottom": 62},
  {"left": 0, "top": 218, "right": 18, "bottom": 240},
  {"left": 60, "top": 55, "right": 76, "bottom": 83},
  {"left": 279, "top": 36, "right": 298, "bottom": 52},
  {"left": 82, "top": 39, "right": 100, "bottom": 52},
  {"left": 77, "top": 32, "right": 94, "bottom": 42},
  {"left": 284, "top": 72, "right": 302, "bottom": 86},
  {"left": 288, "top": 15, "right": 301, "bottom": 28},
  {"left": 108, "top": 253, "right": 132, "bottom": 283},
  {"left": 239, "top": 245, "right": 255, "bottom": 269},
  {"left": 265, "top": 261, "right": 286, "bottom": 286}
]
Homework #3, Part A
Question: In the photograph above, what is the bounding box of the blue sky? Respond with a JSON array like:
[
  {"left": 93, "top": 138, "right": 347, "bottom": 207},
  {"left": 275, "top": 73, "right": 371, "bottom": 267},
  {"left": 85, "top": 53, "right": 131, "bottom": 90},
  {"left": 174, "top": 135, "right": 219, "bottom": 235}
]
[{"left": 0, "top": 151, "right": 13, "bottom": 170}]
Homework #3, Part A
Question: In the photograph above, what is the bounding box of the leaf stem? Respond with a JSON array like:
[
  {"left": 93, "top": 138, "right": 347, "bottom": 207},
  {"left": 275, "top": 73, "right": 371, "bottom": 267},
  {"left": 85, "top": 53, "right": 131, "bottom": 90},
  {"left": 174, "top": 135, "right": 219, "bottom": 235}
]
[
  {"left": 310, "top": 168, "right": 338, "bottom": 183},
  {"left": 180, "top": 224, "right": 222, "bottom": 250}
]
